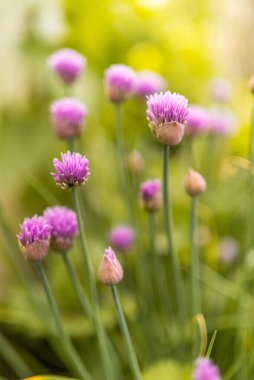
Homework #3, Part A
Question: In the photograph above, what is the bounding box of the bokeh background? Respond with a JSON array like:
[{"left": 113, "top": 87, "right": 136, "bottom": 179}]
[{"left": 1, "top": 0, "right": 254, "bottom": 378}]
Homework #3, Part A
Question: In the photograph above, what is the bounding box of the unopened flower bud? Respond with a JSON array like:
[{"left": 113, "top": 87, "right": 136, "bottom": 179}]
[
  {"left": 98, "top": 247, "right": 124, "bottom": 285},
  {"left": 127, "top": 150, "right": 144, "bottom": 173},
  {"left": 184, "top": 168, "right": 206, "bottom": 197}
]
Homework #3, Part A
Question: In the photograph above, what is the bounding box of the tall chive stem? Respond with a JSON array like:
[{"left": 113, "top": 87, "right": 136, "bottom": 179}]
[
  {"left": 114, "top": 103, "right": 129, "bottom": 197},
  {"left": 62, "top": 252, "right": 93, "bottom": 321},
  {"left": 162, "top": 145, "right": 185, "bottom": 322},
  {"left": 190, "top": 196, "right": 201, "bottom": 315},
  {"left": 68, "top": 138, "right": 76, "bottom": 153},
  {"left": 0, "top": 332, "right": 32, "bottom": 378},
  {"left": 35, "top": 261, "right": 92, "bottom": 380},
  {"left": 240, "top": 101, "right": 254, "bottom": 380},
  {"left": 148, "top": 212, "right": 171, "bottom": 317},
  {"left": 111, "top": 285, "right": 142, "bottom": 380},
  {"left": 71, "top": 187, "right": 117, "bottom": 380}
]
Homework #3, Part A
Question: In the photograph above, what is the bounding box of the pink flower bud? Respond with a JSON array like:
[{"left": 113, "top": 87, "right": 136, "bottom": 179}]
[
  {"left": 127, "top": 150, "right": 144, "bottom": 174},
  {"left": 184, "top": 169, "right": 206, "bottom": 197},
  {"left": 98, "top": 247, "right": 124, "bottom": 285}
]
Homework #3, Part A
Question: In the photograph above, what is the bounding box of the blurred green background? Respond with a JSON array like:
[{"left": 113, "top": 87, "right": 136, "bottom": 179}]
[{"left": 1, "top": 0, "right": 254, "bottom": 378}]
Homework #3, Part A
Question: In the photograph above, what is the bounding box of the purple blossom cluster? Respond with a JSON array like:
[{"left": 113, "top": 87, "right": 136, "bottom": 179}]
[
  {"left": 48, "top": 48, "right": 85, "bottom": 85},
  {"left": 193, "top": 358, "right": 221, "bottom": 380},
  {"left": 140, "top": 179, "right": 160, "bottom": 201},
  {"left": 109, "top": 225, "right": 134, "bottom": 254},
  {"left": 140, "top": 179, "right": 161, "bottom": 212},
  {"left": 18, "top": 206, "right": 79, "bottom": 258},
  {"left": 50, "top": 98, "right": 87, "bottom": 139},
  {"left": 105, "top": 64, "right": 136, "bottom": 102},
  {"left": 135, "top": 70, "right": 166, "bottom": 99},
  {"left": 51, "top": 151, "right": 90, "bottom": 189},
  {"left": 44, "top": 206, "right": 78, "bottom": 252},
  {"left": 185, "top": 106, "right": 209, "bottom": 137},
  {"left": 17, "top": 216, "right": 51, "bottom": 261},
  {"left": 146, "top": 91, "right": 189, "bottom": 127}
]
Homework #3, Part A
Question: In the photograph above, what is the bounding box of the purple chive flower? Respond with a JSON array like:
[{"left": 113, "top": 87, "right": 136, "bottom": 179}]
[
  {"left": 146, "top": 91, "right": 188, "bottom": 145},
  {"left": 193, "top": 358, "right": 221, "bottom": 380},
  {"left": 135, "top": 70, "right": 166, "bottom": 99},
  {"left": 17, "top": 216, "right": 51, "bottom": 261},
  {"left": 50, "top": 98, "right": 87, "bottom": 140},
  {"left": 44, "top": 206, "right": 78, "bottom": 253},
  {"left": 98, "top": 246, "right": 124, "bottom": 285},
  {"left": 105, "top": 64, "right": 136, "bottom": 103},
  {"left": 48, "top": 48, "right": 85, "bottom": 85},
  {"left": 140, "top": 179, "right": 161, "bottom": 212},
  {"left": 185, "top": 106, "right": 209, "bottom": 137},
  {"left": 109, "top": 225, "right": 134, "bottom": 254},
  {"left": 51, "top": 151, "right": 90, "bottom": 189},
  {"left": 208, "top": 109, "right": 236, "bottom": 136},
  {"left": 209, "top": 77, "right": 231, "bottom": 103}
]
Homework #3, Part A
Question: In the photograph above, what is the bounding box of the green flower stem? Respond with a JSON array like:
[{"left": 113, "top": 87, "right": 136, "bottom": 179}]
[
  {"left": 71, "top": 187, "right": 117, "bottom": 380},
  {"left": 68, "top": 138, "right": 76, "bottom": 152},
  {"left": 111, "top": 284, "right": 142, "bottom": 380},
  {"left": 163, "top": 145, "right": 185, "bottom": 322},
  {"left": 0, "top": 331, "right": 32, "bottom": 378},
  {"left": 190, "top": 196, "right": 201, "bottom": 316},
  {"left": 35, "top": 261, "right": 92, "bottom": 380},
  {"left": 62, "top": 252, "right": 93, "bottom": 321},
  {"left": 148, "top": 212, "right": 171, "bottom": 317}
]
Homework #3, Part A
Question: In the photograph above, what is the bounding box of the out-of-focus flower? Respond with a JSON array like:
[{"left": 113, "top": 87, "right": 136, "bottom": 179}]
[
  {"left": 135, "top": 70, "right": 166, "bottom": 99},
  {"left": 209, "top": 77, "right": 231, "bottom": 103},
  {"left": 184, "top": 168, "right": 206, "bottom": 197},
  {"left": 208, "top": 109, "right": 236, "bottom": 136},
  {"left": 248, "top": 74, "right": 254, "bottom": 94},
  {"left": 140, "top": 179, "right": 161, "bottom": 212},
  {"left": 193, "top": 358, "right": 221, "bottom": 380},
  {"left": 48, "top": 48, "right": 85, "bottom": 85},
  {"left": 17, "top": 216, "right": 51, "bottom": 261},
  {"left": 219, "top": 237, "right": 239, "bottom": 264},
  {"left": 146, "top": 91, "right": 188, "bottom": 145},
  {"left": 50, "top": 98, "right": 87, "bottom": 139},
  {"left": 104, "top": 64, "right": 136, "bottom": 103},
  {"left": 109, "top": 225, "right": 134, "bottom": 254},
  {"left": 185, "top": 105, "right": 209, "bottom": 137},
  {"left": 98, "top": 247, "right": 124, "bottom": 285},
  {"left": 44, "top": 206, "right": 78, "bottom": 253},
  {"left": 51, "top": 151, "right": 90, "bottom": 189},
  {"left": 127, "top": 150, "right": 144, "bottom": 174}
]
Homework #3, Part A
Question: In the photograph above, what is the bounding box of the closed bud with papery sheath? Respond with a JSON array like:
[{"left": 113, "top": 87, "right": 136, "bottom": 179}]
[
  {"left": 184, "top": 168, "right": 206, "bottom": 197},
  {"left": 140, "top": 179, "right": 161, "bottom": 212},
  {"left": 44, "top": 206, "right": 78, "bottom": 253},
  {"left": 146, "top": 91, "right": 188, "bottom": 146},
  {"left": 17, "top": 216, "right": 51, "bottom": 261},
  {"left": 127, "top": 150, "right": 144, "bottom": 174},
  {"left": 98, "top": 247, "right": 124, "bottom": 285}
]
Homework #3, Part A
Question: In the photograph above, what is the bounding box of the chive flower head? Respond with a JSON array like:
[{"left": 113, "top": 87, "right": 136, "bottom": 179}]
[{"left": 51, "top": 151, "right": 90, "bottom": 189}]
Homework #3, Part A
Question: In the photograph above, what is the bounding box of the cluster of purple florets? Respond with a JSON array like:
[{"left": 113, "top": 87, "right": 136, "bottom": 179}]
[
  {"left": 17, "top": 206, "right": 78, "bottom": 260},
  {"left": 146, "top": 91, "right": 189, "bottom": 127}
]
